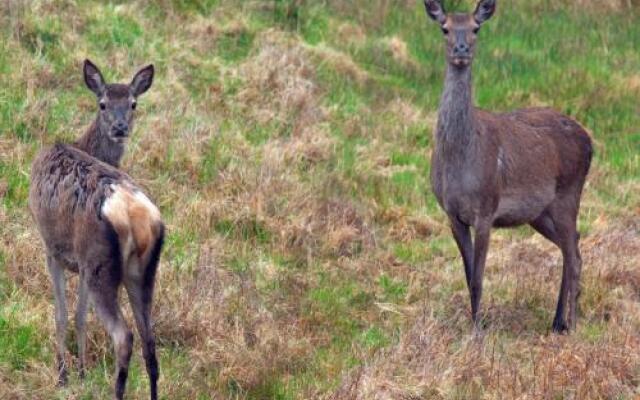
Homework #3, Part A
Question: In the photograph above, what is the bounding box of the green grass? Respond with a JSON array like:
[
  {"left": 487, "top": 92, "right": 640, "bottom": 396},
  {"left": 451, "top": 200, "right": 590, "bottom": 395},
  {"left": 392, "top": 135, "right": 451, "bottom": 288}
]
[
  {"left": 87, "top": 8, "right": 143, "bottom": 51},
  {"left": 0, "top": 304, "right": 45, "bottom": 371},
  {"left": 393, "top": 240, "right": 431, "bottom": 264},
  {"left": 0, "top": 0, "right": 638, "bottom": 399},
  {"left": 0, "top": 161, "right": 29, "bottom": 209}
]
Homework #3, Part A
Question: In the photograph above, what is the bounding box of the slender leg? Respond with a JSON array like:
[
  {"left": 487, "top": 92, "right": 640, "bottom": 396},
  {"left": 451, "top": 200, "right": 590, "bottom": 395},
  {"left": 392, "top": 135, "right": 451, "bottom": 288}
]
[
  {"left": 46, "top": 255, "right": 68, "bottom": 386},
  {"left": 470, "top": 219, "right": 492, "bottom": 328},
  {"left": 549, "top": 205, "right": 580, "bottom": 333},
  {"left": 450, "top": 216, "right": 474, "bottom": 293},
  {"left": 126, "top": 278, "right": 159, "bottom": 400},
  {"left": 567, "top": 241, "right": 582, "bottom": 331},
  {"left": 551, "top": 255, "right": 570, "bottom": 332},
  {"left": 569, "top": 179, "right": 588, "bottom": 326},
  {"left": 75, "top": 271, "right": 89, "bottom": 379},
  {"left": 575, "top": 232, "right": 582, "bottom": 262},
  {"left": 127, "top": 226, "right": 163, "bottom": 400},
  {"left": 531, "top": 212, "right": 567, "bottom": 332},
  {"left": 89, "top": 282, "right": 133, "bottom": 400}
]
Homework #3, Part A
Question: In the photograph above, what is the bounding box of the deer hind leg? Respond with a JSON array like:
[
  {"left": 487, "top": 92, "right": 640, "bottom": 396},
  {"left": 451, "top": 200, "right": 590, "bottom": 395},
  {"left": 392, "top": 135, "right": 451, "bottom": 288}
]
[
  {"left": 124, "top": 229, "right": 163, "bottom": 400},
  {"left": 548, "top": 201, "right": 581, "bottom": 333},
  {"left": 89, "top": 279, "right": 133, "bottom": 400},
  {"left": 125, "top": 277, "right": 159, "bottom": 400},
  {"left": 566, "top": 218, "right": 582, "bottom": 331},
  {"left": 75, "top": 271, "right": 89, "bottom": 379},
  {"left": 46, "top": 255, "right": 68, "bottom": 386},
  {"left": 530, "top": 212, "right": 561, "bottom": 247}
]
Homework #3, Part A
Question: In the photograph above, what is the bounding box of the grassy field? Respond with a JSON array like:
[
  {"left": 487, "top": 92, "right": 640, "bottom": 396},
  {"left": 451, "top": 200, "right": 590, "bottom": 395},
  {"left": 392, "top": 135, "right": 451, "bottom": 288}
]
[{"left": 0, "top": 0, "right": 639, "bottom": 398}]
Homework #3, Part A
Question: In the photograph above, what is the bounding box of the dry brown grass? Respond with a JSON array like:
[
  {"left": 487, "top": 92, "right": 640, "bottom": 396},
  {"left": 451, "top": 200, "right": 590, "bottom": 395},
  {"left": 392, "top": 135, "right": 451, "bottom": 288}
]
[
  {"left": 331, "top": 219, "right": 640, "bottom": 400},
  {"left": 1, "top": 1, "right": 639, "bottom": 399},
  {"left": 238, "top": 30, "right": 320, "bottom": 127},
  {"left": 153, "top": 237, "right": 314, "bottom": 392}
]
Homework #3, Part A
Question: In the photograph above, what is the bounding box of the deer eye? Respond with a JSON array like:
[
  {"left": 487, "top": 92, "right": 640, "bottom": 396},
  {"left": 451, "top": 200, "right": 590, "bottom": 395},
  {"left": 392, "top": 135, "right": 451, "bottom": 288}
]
[
  {"left": 99, "top": 102, "right": 106, "bottom": 110},
  {"left": 131, "top": 101, "right": 137, "bottom": 110},
  {"left": 441, "top": 27, "right": 449, "bottom": 35},
  {"left": 472, "top": 27, "right": 480, "bottom": 34}
]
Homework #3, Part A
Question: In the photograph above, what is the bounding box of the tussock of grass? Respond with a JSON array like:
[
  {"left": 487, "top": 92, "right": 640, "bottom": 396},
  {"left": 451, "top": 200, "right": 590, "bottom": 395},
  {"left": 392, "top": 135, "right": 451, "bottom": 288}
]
[{"left": 0, "top": 0, "right": 638, "bottom": 399}]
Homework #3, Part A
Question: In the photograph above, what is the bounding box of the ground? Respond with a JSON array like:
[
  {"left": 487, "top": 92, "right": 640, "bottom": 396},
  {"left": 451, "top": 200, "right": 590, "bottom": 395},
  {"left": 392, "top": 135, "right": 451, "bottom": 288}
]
[{"left": 0, "top": 0, "right": 639, "bottom": 399}]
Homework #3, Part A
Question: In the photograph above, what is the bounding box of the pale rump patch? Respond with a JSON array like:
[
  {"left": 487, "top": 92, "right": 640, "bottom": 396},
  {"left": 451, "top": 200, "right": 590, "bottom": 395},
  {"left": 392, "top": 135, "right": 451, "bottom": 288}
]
[{"left": 101, "top": 184, "right": 162, "bottom": 275}]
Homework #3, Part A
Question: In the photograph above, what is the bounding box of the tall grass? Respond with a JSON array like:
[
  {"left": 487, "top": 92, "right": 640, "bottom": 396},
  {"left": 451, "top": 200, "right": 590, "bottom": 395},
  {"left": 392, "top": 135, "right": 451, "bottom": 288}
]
[{"left": 0, "top": 0, "right": 638, "bottom": 398}]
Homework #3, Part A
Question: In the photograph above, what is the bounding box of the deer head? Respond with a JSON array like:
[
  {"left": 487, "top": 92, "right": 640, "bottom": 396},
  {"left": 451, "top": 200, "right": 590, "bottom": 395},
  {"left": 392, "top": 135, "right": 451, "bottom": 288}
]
[
  {"left": 83, "top": 59, "right": 154, "bottom": 143},
  {"left": 424, "top": 0, "right": 496, "bottom": 68}
]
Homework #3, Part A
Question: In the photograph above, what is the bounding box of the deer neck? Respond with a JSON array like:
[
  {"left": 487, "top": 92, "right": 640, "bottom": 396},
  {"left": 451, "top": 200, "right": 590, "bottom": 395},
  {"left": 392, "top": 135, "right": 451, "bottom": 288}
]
[
  {"left": 74, "top": 118, "right": 125, "bottom": 168},
  {"left": 436, "top": 65, "right": 475, "bottom": 159}
]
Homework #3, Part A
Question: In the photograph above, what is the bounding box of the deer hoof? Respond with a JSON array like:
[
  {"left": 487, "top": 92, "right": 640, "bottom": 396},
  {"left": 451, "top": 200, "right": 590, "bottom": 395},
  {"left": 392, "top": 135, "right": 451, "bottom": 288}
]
[
  {"left": 57, "top": 369, "right": 68, "bottom": 387},
  {"left": 551, "top": 319, "right": 568, "bottom": 334}
]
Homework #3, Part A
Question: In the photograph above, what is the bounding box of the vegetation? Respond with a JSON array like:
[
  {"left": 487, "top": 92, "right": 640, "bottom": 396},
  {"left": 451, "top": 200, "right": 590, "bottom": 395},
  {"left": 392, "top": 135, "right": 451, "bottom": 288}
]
[{"left": 0, "top": 0, "right": 638, "bottom": 398}]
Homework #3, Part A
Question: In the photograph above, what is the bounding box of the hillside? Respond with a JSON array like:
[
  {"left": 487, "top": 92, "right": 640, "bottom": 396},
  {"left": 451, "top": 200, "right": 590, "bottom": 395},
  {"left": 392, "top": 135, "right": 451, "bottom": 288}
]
[{"left": 0, "top": 1, "right": 639, "bottom": 398}]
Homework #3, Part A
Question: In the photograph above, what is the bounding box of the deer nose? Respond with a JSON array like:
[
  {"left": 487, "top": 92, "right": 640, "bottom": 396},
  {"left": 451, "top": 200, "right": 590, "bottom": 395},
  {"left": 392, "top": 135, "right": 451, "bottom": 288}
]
[
  {"left": 453, "top": 43, "right": 470, "bottom": 56},
  {"left": 113, "top": 122, "right": 129, "bottom": 136}
]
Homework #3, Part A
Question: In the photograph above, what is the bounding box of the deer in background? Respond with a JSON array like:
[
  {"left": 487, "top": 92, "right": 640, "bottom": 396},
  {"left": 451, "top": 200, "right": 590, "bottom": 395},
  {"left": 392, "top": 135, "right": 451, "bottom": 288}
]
[
  {"left": 424, "top": 0, "right": 592, "bottom": 332},
  {"left": 29, "top": 60, "right": 163, "bottom": 399}
]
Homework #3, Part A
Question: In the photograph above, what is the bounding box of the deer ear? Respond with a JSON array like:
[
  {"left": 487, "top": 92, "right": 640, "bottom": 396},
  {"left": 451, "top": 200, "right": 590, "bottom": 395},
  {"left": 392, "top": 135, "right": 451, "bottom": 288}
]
[
  {"left": 424, "top": 0, "right": 446, "bottom": 25},
  {"left": 474, "top": 0, "right": 496, "bottom": 25},
  {"left": 83, "top": 59, "right": 106, "bottom": 96},
  {"left": 130, "top": 64, "right": 154, "bottom": 97}
]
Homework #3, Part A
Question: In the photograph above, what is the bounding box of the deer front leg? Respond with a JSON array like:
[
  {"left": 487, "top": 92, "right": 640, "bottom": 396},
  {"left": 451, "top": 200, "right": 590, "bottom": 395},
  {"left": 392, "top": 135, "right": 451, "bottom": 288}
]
[
  {"left": 450, "top": 216, "right": 474, "bottom": 293},
  {"left": 470, "top": 219, "right": 492, "bottom": 329},
  {"left": 46, "top": 255, "right": 68, "bottom": 386}
]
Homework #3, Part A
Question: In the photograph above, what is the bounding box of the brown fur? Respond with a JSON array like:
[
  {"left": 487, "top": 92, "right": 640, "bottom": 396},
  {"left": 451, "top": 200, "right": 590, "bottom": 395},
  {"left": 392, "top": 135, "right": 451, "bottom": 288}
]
[
  {"left": 28, "top": 60, "right": 161, "bottom": 399},
  {"left": 424, "top": 0, "right": 592, "bottom": 332}
]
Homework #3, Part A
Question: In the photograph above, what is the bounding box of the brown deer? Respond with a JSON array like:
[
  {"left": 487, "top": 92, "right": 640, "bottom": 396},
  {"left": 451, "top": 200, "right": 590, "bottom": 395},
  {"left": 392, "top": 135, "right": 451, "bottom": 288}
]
[
  {"left": 424, "top": 0, "right": 592, "bottom": 332},
  {"left": 29, "top": 60, "right": 163, "bottom": 399}
]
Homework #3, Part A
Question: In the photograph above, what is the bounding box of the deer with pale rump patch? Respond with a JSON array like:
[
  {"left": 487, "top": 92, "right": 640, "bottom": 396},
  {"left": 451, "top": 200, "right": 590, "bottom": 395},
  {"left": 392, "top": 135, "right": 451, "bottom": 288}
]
[
  {"left": 424, "top": 0, "right": 592, "bottom": 332},
  {"left": 29, "top": 60, "right": 163, "bottom": 399}
]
